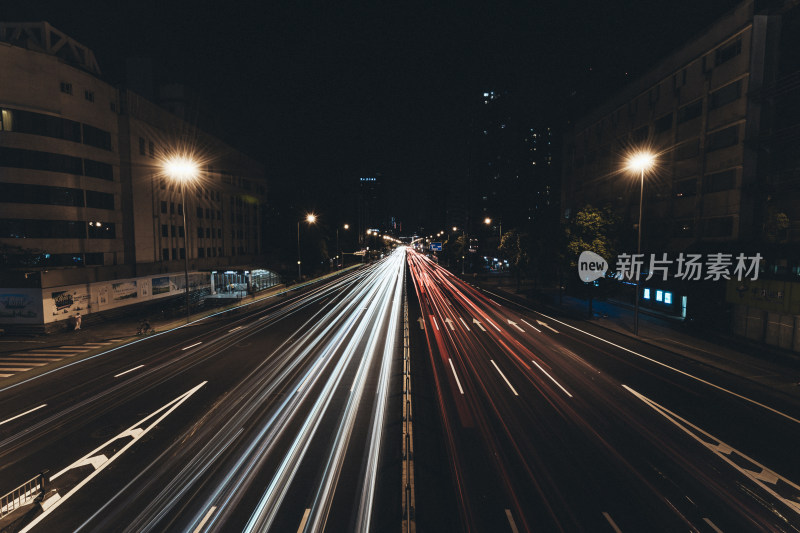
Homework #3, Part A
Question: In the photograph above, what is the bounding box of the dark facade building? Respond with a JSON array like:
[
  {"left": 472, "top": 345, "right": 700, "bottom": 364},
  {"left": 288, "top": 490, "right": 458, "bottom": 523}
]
[
  {"left": 561, "top": 1, "right": 800, "bottom": 352},
  {"left": 0, "top": 22, "right": 273, "bottom": 331}
]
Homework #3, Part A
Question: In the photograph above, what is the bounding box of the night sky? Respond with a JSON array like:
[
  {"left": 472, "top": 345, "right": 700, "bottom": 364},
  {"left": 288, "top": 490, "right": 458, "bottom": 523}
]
[{"left": 8, "top": 1, "right": 740, "bottom": 231}]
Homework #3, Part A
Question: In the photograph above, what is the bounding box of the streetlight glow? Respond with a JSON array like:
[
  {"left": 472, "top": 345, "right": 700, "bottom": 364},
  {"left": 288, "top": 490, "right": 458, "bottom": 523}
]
[
  {"left": 162, "top": 155, "right": 199, "bottom": 182},
  {"left": 626, "top": 151, "right": 656, "bottom": 173},
  {"left": 306, "top": 213, "right": 317, "bottom": 223},
  {"left": 484, "top": 217, "right": 492, "bottom": 225}
]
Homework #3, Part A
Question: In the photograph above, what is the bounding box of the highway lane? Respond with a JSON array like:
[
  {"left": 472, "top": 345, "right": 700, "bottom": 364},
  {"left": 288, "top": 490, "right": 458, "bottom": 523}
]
[
  {"left": 407, "top": 249, "right": 800, "bottom": 532},
  {"left": 0, "top": 249, "right": 406, "bottom": 532}
]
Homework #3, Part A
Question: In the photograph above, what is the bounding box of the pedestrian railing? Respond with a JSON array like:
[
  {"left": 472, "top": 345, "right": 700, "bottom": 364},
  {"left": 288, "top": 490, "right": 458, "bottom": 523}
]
[{"left": 0, "top": 472, "right": 46, "bottom": 520}]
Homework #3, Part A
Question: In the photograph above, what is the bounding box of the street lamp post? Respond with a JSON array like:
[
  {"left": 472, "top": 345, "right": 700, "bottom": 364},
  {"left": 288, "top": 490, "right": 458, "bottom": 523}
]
[
  {"left": 298, "top": 213, "right": 317, "bottom": 280},
  {"left": 163, "top": 155, "right": 199, "bottom": 323},
  {"left": 338, "top": 223, "right": 349, "bottom": 268},
  {"left": 626, "top": 151, "right": 656, "bottom": 336}
]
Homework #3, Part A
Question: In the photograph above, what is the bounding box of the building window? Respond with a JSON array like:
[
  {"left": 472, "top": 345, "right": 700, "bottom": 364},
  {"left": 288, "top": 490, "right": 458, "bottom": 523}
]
[
  {"left": 178, "top": 203, "right": 183, "bottom": 215},
  {"left": 674, "top": 139, "right": 700, "bottom": 160},
  {"left": 706, "top": 125, "right": 739, "bottom": 152},
  {"left": 207, "top": 248, "right": 211, "bottom": 257},
  {"left": 171, "top": 225, "right": 176, "bottom": 237},
  {"left": 161, "top": 224, "right": 168, "bottom": 237},
  {"left": 160, "top": 201, "right": 167, "bottom": 214},
  {"left": 677, "top": 100, "right": 702, "bottom": 124},
  {"left": 84, "top": 90, "right": 94, "bottom": 102},
  {"left": 170, "top": 202, "right": 175, "bottom": 214},
  {"left": 198, "top": 247, "right": 205, "bottom": 258},
  {"left": 180, "top": 248, "right": 185, "bottom": 259},
  {"left": 87, "top": 221, "right": 116, "bottom": 239},
  {"left": 86, "top": 190, "right": 114, "bottom": 209},
  {"left": 82, "top": 124, "right": 112, "bottom": 150},
  {"left": 162, "top": 248, "right": 169, "bottom": 261},
  {"left": 60, "top": 82, "right": 72, "bottom": 94},
  {"left": 632, "top": 125, "right": 648, "bottom": 142},
  {"left": 173, "top": 248, "right": 178, "bottom": 260},
  {"left": 217, "top": 228, "right": 222, "bottom": 238},
  {"left": 218, "top": 247, "right": 222, "bottom": 257},
  {"left": 674, "top": 178, "right": 697, "bottom": 198},
  {"left": 178, "top": 226, "right": 184, "bottom": 237},
  {"left": 197, "top": 227, "right": 204, "bottom": 239},
  {"left": 139, "top": 137, "right": 146, "bottom": 155},
  {"left": 206, "top": 228, "right": 211, "bottom": 238},
  {"left": 709, "top": 80, "right": 742, "bottom": 110},
  {"left": 703, "top": 217, "right": 734, "bottom": 238},
  {"left": 197, "top": 207, "right": 204, "bottom": 218},
  {"left": 149, "top": 141, "right": 155, "bottom": 158},
  {"left": 654, "top": 113, "right": 673, "bottom": 134},
  {"left": 715, "top": 38, "right": 742, "bottom": 67},
  {"left": 703, "top": 169, "right": 736, "bottom": 193}
]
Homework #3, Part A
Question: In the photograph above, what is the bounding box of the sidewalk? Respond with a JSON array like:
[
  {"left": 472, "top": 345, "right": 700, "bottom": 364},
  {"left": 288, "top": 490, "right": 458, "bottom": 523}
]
[
  {"left": 0, "top": 266, "right": 362, "bottom": 381},
  {"left": 477, "top": 278, "right": 800, "bottom": 397}
]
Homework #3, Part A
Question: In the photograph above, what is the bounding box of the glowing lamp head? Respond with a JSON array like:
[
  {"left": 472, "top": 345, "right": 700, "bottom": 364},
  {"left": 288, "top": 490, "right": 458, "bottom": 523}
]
[
  {"left": 306, "top": 214, "right": 317, "bottom": 223},
  {"left": 484, "top": 217, "right": 492, "bottom": 225},
  {"left": 163, "top": 156, "right": 199, "bottom": 181},
  {"left": 343, "top": 224, "right": 349, "bottom": 230},
  {"left": 626, "top": 151, "right": 656, "bottom": 173}
]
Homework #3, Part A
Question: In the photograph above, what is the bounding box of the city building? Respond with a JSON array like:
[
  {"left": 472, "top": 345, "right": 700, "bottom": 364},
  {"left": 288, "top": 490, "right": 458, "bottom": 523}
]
[
  {"left": 561, "top": 1, "right": 800, "bottom": 351},
  {"left": 0, "top": 22, "right": 274, "bottom": 332}
]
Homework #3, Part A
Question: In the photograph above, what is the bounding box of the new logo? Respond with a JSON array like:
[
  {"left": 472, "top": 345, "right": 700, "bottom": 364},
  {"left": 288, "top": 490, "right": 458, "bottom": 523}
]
[{"left": 578, "top": 251, "right": 608, "bottom": 282}]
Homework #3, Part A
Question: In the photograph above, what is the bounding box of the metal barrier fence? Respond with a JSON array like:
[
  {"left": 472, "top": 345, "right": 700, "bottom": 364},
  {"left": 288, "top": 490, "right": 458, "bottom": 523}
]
[{"left": 0, "top": 472, "right": 46, "bottom": 520}]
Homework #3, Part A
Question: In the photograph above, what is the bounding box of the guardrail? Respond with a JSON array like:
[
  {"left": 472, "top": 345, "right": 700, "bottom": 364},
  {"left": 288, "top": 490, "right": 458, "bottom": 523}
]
[
  {"left": 401, "top": 268, "right": 416, "bottom": 533},
  {"left": 0, "top": 471, "right": 47, "bottom": 520}
]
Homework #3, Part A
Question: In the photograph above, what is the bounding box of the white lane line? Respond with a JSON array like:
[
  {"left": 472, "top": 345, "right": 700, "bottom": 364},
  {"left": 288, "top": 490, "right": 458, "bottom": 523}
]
[
  {"left": 521, "top": 319, "right": 541, "bottom": 332},
  {"left": 703, "top": 517, "right": 723, "bottom": 532},
  {"left": 114, "top": 365, "right": 145, "bottom": 378},
  {"left": 505, "top": 509, "right": 520, "bottom": 533},
  {"left": 297, "top": 508, "right": 311, "bottom": 533},
  {"left": 487, "top": 318, "right": 501, "bottom": 332},
  {"left": 459, "top": 317, "right": 471, "bottom": 331},
  {"left": 602, "top": 512, "right": 622, "bottom": 533},
  {"left": 449, "top": 359, "right": 465, "bottom": 395},
  {"left": 491, "top": 360, "right": 519, "bottom": 396},
  {"left": 531, "top": 360, "right": 573, "bottom": 398},
  {"left": 623, "top": 385, "right": 800, "bottom": 516},
  {"left": 22, "top": 382, "right": 207, "bottom": 533},
  {"left": 487, "top": 291, "right": 800, "bottom": 426},
  {"left": 0, "top": 404, "right": 47, "bottom": 427},
  {"left": 535, "top": 320, "right": 559, "bottom": 333},
  {"left": 182, "top": 342, "right": 203, "bottom": 351},
  {"left": 432, "top": 315, "right": 439, "bottom": 331},
  {"left": 229, "top": 326, "right": 243, "bottom": 332},
  {"left": 193, "top": 506, "right": 217, "bottom": 533}
]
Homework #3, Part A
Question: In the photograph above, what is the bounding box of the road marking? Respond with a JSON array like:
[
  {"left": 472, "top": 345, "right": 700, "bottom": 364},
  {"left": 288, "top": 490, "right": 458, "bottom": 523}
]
[
  {"left": 491, "top": 360, "right": 518, "bottom": 396},
  {"left": 431, "top": 315, "right": 439, "bottom": 331},
  {"left": 0, "top": 404, "right": 46, "bottom": 427},
  {"left": 444, "top": 317, "right": 456, "bottom": 330},
  {"left": 114, "top": 365, "right": 144, "bottom": 378},
  {"left": 472, "top": 317, "right": 487, "bottom": 332},
  {"left": 507, "top": 319, "right": 525, "bottom": 332},
  {"left": 229, "top": 326, "right": 244, "bottom": 332},
  {"left": 0, "top": 374, "right": 11, "bottom": 378},
  {"left": 602, "top": 512, "right": 622, "bottom": 533},
  {"left": 449, "top": 359, "right": 465, "bottom": 395},
  {"left": 182, "top": 342, "right": 203, "bottom": 351},
  {"left": 521, "top": 319, "right": 541, "bottom": 332},
  {"left": 531, "top": 360, "right": 573, "bottom": 398},
  {"left": 0, "top": 366, "right": 33, "bottom": 371},
  {"left": 703, "top": 517, "right": 723, "bottom": 532},
  {"left": 417, "top": 317, "right": 425, "bottom": 330},
  {"left": 21, "top": 382, "right": 207, "bottom": 533},
  {"left": 536, "top": 320, "right": 559, "bottom": 333},
  {"left": 34, "top": 348, "right": 90, "bottom": 353},
  {"left": 505, "top": 509, "right": 520, "bottom": 533},
  {"left": 459, "top": 317, "right": 471, "bottom": 331},
  {"left": 486, "top": 291, "right": 800, "bottom": 426},
  {"left": 624, "top": 385, "right": 800, "bottom": 516},
  {"left": 488, "top": 318, "right": 501, "bottom": 332},
  {"left": 193, "top": 506, "right": 217, "bottom": 533},
  {"left": 297, "top": 508, "right": 311, "bottom": 533}
]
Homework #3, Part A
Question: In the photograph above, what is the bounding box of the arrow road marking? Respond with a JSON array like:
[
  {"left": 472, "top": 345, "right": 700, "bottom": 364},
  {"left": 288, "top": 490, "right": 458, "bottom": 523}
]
[
  {"left": 472, "top": 317, "right": 486, "bottom": 332},
  {"left": 536, "top": 320, "right": 559, "bottom": 333},
  {"left": 444, "top": 317, "right": 455, "bottom": 331},
  {"left": 417, "top": 317, "right": 425, "bottom": 330},
  {"left": 623, "top": 385, "right": 800, "bottom": 516},
  {"left": 507, "top": 319, "right": 525, "bottom": 332},
  {"left": 20, "top": 381, "right": 207, "bottom": 533}
]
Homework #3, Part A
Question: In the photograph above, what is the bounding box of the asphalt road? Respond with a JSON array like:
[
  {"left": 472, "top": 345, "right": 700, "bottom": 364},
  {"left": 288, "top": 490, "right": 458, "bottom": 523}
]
[
  {"left": 0, "top": 250, "right": 406, "bottom": 532},
  {"left": 407, "top": 249, "right": 800, "bottom": 532}
]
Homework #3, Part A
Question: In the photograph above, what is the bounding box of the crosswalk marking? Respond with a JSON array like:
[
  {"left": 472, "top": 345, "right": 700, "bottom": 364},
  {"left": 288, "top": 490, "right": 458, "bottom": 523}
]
[{"left": 0, "top": 340, "right": 120, "bottom": 380}]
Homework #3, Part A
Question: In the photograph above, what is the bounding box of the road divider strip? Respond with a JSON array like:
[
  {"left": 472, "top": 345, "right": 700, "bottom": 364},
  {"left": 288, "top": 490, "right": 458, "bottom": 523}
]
[
  {"left": 531, "top": 360, "right": 573, "bottom": 398},
  {"left": 491, "top": 360, "right": 519, "bottom": 396}
]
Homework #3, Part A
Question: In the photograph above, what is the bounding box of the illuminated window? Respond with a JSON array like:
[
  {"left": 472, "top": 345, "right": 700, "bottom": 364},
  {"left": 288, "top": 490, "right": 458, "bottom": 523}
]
[
  {"left": 656, "top": 290, "right": 663, "bottom": 302},
  {"left": 664, "top": 292, "right": 672, "bottom": 304},
  {"left": 643, "top": 288, "right": 650, "bottom": 300}
]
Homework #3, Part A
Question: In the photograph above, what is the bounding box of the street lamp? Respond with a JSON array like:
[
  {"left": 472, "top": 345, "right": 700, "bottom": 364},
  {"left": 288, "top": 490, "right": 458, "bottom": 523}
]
[
  {"left": 337, "top": 223, "right": 349, "bottom": 268},
  {"left": 163, "top": 154, "right": 199, "bottom": 323},
  {"left": 626, "top": 150, "right": 656, "bottom": 336},
  {"left": 298, "top": 213, "right": 316, "bottom": 280},
  {"left": 484, "top": 217, "right": 502, "bottom": 237}
]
